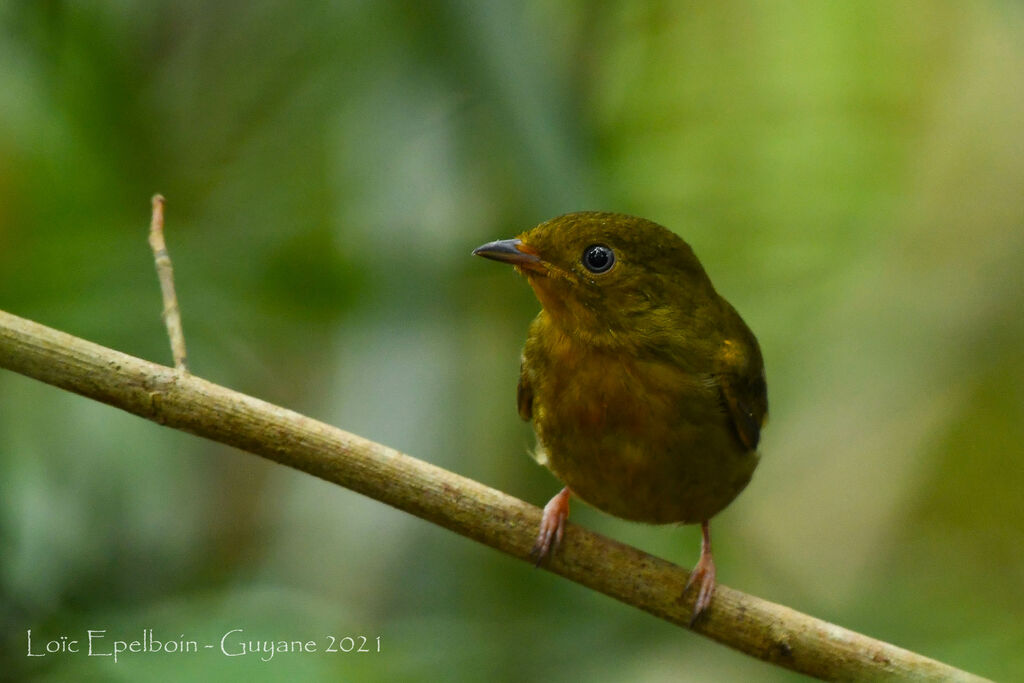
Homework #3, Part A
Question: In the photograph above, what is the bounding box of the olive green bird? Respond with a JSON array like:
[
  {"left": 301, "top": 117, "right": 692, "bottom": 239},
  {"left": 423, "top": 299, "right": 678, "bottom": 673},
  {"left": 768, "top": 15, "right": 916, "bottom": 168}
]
[{"left": 473, "top": 211, "right": 767, "bottom": 622}]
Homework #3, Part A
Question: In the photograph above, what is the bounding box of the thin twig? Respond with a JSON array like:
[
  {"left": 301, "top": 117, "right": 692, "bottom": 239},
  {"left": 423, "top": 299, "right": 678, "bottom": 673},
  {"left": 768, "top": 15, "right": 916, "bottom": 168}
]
[
  {"left": 148, "top": 194, "right": 188, "bottom": 373},
  {"left": 0, "top": 309, "right": 990, "bottom": 682}
]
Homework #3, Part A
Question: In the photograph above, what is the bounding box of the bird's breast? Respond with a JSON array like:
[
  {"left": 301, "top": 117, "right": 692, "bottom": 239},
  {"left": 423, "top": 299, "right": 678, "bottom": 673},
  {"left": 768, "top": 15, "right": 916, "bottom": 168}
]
[{"left": 523, "top": 321, "right": 758, "bottom": 524}]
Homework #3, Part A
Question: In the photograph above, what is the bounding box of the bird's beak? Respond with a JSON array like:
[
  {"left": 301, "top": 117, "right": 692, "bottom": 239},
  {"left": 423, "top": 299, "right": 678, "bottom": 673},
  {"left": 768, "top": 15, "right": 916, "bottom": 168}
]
[{"left": 472, "top": 238, "right": 542, "bottom": 270}]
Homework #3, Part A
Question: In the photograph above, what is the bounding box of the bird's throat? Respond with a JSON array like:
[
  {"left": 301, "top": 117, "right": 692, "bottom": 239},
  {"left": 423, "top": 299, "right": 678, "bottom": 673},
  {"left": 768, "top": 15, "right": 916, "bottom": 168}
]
[{"left": 525, "top": 275, "right": 565, "bottom": 319}]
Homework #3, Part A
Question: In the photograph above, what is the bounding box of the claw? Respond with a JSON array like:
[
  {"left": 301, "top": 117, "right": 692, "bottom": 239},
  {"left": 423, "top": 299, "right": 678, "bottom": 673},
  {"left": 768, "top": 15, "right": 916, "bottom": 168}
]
[
  {"left": 530, "top": 487, "right": 571, "bottom": 565},
  {"left": 684, "top": 520, "right": 716, "bottom": 626}
]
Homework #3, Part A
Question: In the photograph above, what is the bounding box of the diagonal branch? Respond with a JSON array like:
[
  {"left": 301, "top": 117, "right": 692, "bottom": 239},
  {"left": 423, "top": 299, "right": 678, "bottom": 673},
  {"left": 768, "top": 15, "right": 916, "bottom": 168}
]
[{"left": 0, "top": 309, "right": 988, "bottom": 682}]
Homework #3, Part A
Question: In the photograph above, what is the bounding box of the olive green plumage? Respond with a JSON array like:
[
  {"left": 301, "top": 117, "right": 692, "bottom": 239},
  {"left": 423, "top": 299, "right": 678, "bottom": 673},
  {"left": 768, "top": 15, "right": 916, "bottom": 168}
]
[
  {"left": 474, "top": 210, "right": 768, "bottom": 621},
  {"left": 509, "top": 211, "right": 767, "bottom": 524}
]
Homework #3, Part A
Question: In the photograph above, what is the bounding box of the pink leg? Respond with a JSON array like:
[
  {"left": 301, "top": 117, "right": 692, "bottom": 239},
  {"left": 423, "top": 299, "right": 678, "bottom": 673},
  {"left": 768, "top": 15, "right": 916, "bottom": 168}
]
[
  {"left": 530, "top": 487, "right": 571, "bottom": 565},
  {"left": 684, "top": 520, "right": 716, "bottom": 625}
]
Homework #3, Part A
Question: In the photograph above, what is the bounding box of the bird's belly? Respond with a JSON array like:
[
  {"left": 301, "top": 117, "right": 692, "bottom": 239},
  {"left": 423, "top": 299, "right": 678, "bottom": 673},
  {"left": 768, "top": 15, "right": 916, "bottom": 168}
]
[{"left": 531, "top": 356, "right": 758, "bottom": 524}]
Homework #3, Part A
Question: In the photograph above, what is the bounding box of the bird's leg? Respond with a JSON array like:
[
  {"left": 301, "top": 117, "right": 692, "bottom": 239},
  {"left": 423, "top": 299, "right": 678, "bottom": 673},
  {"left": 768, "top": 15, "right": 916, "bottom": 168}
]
[
  {"left": 684, "top": 520, "right": 716, "bottom": 625},
  {"left": 530, "top": 487, "right": 571, "bottom": 565}
]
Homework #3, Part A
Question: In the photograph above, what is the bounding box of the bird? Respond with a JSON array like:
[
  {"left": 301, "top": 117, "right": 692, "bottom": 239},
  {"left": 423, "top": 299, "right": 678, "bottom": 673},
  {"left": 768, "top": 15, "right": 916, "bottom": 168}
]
[{"left": 473, "top": 211, "right": 767, "bottom": 623}]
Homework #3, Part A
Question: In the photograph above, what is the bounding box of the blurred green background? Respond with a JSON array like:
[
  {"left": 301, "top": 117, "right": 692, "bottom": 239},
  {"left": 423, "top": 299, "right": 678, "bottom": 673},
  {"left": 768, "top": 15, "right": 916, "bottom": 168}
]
[{"left": 1, "top": 1, "right": 1022, "bottom": 680}]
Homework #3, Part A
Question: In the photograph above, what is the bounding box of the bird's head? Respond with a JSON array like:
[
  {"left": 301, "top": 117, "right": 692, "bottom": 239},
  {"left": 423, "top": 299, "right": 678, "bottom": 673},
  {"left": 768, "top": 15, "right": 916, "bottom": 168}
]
[{"left": 473, "top": 212, "right": 717, "bottom": 351}]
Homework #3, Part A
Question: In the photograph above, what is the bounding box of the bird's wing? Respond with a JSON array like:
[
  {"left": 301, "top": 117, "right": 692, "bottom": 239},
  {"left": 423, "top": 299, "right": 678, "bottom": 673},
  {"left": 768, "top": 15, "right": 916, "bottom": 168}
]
[
  {"left": 718, "top": 372, "right": 767, "bottom": 451},
  {"left": 517, "top": 355, "right": 533, "bottom": 422},
  {"left": 713, "top": 330, "right": 768, "bottom": 451}
]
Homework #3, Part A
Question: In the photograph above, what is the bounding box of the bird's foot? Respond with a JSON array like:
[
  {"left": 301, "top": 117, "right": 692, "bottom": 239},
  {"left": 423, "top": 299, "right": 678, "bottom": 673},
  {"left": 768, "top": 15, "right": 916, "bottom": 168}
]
[
  {"left": 683, "top": 520, "right": 716, "bottom": 626},
  {"left": 530, "top": 487, "right": 571, "bottom": 565}
]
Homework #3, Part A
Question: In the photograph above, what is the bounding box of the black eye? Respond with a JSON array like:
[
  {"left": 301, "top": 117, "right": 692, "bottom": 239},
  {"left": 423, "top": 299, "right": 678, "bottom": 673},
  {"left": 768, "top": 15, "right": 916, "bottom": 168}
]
[{"left": 582, "top": 244, "right": 615, "bottom": 273}]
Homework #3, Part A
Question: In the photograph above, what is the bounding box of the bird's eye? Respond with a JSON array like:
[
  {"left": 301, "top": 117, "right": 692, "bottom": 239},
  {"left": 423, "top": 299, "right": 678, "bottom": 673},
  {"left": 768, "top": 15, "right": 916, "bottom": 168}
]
[{"left": 582, "top": 244, "right": 615, "bottom": 273}]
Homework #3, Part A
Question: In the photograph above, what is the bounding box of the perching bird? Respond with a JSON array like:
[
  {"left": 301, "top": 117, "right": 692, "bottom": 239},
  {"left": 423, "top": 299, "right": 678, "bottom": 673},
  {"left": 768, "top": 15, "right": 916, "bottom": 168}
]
[{"left": 473, "top": 211, "right": 767, "bottom": 622}]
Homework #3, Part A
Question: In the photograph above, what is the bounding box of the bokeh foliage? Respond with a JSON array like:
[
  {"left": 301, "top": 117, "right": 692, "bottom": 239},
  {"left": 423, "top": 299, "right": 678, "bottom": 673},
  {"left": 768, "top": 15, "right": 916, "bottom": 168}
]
[{"left": 1, "top": 2, "right": 1022, "bottom": 680}]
